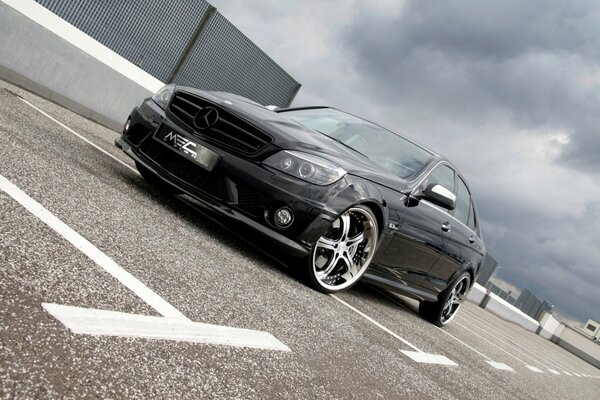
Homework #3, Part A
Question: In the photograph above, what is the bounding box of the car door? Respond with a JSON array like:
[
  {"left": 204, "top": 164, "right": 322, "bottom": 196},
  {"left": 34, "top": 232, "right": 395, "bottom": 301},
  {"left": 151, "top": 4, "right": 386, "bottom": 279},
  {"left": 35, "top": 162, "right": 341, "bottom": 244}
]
[
  {"left": 430, "top": 176, "right": 485, "bottom": 285},
  {"left": 376, "top": 164, "right": 456, "bottom": 291}
]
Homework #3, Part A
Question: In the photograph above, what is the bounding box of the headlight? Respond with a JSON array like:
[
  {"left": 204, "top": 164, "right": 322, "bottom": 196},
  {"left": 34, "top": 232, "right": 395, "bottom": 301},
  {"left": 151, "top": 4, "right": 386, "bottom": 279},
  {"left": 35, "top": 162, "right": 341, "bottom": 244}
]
[
  {"left": 263, "top": 151, "right": 346, "bottom": 185},
  {"left": 152, "top": 84, "right": 175, "bottom": 109}
]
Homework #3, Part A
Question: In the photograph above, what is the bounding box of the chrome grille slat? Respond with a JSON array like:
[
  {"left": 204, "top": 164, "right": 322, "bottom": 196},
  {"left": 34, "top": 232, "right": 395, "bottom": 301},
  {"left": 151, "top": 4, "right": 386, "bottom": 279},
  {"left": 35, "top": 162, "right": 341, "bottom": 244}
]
[{"left": 169, "top": 91, "right": 272, "bottom": 154}]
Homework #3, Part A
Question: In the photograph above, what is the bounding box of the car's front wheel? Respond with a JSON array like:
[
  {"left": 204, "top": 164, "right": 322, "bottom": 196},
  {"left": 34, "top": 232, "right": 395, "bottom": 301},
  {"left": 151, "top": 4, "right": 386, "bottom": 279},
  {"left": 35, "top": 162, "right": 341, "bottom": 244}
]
[
  {"left": 419, "top": 272, "right": 471, "bottom": 327},
  {"left": 307, "top": 205, "right": 378, "bottom": 293}
]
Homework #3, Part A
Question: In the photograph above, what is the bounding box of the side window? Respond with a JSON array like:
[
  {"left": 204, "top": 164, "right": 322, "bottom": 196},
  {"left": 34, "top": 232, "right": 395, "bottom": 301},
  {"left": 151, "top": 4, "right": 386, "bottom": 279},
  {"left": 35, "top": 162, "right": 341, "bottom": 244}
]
[
  {"left": 423, "top": 165, "right": 455, "bottom": 192},
  {"left": 454, "top": 178, "right": 471, "bottom": 226}
]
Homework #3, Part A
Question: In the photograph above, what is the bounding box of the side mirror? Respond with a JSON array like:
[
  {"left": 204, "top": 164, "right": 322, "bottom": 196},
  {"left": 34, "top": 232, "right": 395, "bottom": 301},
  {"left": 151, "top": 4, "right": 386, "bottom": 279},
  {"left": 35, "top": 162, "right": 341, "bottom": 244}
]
[{"left": 421, "top": 183, "right": 456, "bottom": 210}]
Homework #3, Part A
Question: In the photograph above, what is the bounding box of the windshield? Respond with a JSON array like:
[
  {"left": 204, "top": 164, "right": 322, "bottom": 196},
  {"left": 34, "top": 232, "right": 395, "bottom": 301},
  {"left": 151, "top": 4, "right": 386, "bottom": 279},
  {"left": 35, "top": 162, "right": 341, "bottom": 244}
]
[{"left": 282, "top": 108, "right": 433, "bottom": 179}]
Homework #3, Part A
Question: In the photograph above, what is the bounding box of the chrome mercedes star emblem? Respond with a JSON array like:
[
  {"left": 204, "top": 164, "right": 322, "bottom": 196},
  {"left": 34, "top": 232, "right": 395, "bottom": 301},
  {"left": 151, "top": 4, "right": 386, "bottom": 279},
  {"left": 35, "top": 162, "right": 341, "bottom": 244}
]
[{"left": 193, "top": 107, "right": 219, "bottom": 130}]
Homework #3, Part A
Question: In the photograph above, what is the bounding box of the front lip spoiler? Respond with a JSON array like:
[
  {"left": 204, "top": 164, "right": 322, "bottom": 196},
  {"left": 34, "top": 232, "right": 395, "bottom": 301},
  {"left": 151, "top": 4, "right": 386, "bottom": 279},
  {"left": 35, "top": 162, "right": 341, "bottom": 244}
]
[{"left": 115, "top": 137, "right": 310, "bottom": 258}]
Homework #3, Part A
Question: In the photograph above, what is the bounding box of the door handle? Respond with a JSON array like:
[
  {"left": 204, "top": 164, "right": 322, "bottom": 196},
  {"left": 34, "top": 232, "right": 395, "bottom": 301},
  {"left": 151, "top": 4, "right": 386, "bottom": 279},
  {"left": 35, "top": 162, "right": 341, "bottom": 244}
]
[
  {"left": 441, "top": 222, "right": 451, "bottom": 232},
  {"left": 469, "top": 236, "right": 476, "bottom": 244}
]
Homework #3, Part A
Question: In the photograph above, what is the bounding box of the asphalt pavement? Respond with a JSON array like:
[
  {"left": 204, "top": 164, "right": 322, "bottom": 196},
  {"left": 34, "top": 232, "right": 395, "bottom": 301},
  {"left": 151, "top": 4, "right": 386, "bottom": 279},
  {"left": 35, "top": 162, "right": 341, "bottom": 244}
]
[{"left": 1, "top": 79, "right": 599, "bottom": 399}]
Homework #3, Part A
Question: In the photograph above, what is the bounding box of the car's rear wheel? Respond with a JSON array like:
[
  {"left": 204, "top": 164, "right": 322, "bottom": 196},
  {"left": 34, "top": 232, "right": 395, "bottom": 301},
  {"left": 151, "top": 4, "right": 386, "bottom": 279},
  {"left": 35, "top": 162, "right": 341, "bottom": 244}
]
[
  {"left": 307, "top": 205, "right": 378, "bottom": 293},
  {"left": 419, "top": 272, "right": 470, "bottom": 327}
]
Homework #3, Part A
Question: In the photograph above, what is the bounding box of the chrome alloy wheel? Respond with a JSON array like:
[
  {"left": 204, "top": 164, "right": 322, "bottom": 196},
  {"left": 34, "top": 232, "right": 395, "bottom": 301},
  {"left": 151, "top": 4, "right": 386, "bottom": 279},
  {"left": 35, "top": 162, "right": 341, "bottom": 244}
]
[
  {"left": 312, "top": 206, "right": 378, "bottom": 291},
  {"left": 440, "top": 276, "right": 469, "bottom": 325}
]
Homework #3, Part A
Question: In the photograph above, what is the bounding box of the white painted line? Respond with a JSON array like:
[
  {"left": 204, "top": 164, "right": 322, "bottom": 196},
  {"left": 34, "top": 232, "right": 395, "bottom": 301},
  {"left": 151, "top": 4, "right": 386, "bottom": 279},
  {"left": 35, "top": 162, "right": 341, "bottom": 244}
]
[
  {"left": 0, "top": 174, "right": 186, "bottom": 320},
  {"left": 562, "top": 371, "right": 572, "bottom": 376},
  {"left": 453, "top": 321, "right": 531, "bottom": 366},
  {"left": 547, "top": 369, "right": 561, "bottom": 375},
  {"left": 572, "top": 372, "right": 581, "bottom": 377},
  {"left": 485, "top": 361, "right": 515, "bottom": 372},
  {"left": 455, "top": 315, "right": 552, "bottom": 370},
  {"left": 329, "top": 295, "right": 459, "bottom": 366},
  {"left": 459, "top": 308, "right": 576, "bottom": 372},
  {"left": 17, "top": 97, "right": 138, "bottom": 174},
  {"left": 367, "top": 287, "right": 514, "bottom": 371},
  {"left": 526, "top": 365, "right": 544, "bottom": 373},
  {"left": 330, "top": 294, "right": 422, "bottom": 352},
  {"left": 401, "top": 351, "right": 457, "bottom": 366},
  {"left": 43, "top": 303, "right": 290, "bottom": 352},
  {"left": 3, "top": 0, "right": 164, "bottom": 92}
]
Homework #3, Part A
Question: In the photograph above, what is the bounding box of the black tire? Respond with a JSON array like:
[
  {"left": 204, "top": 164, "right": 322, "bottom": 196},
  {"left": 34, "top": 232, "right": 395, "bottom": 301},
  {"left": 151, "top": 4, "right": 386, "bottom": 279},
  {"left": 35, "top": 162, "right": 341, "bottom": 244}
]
[
  {"left": 135, "top": 162, "right": 179, "bottom": 194},
  {"left": 419, "top": 272, "right": 471, "bottom": 327},
  {"left": 305, "top": 205, "right": 379, "bottom": 294}
]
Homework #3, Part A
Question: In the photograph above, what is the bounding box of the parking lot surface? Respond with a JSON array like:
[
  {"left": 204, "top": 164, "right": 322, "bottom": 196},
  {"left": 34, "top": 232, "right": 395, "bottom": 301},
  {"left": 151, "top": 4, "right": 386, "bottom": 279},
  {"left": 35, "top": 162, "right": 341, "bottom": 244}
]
[{"left": 1, "top": 80, "right": 599, "bottom": 399}]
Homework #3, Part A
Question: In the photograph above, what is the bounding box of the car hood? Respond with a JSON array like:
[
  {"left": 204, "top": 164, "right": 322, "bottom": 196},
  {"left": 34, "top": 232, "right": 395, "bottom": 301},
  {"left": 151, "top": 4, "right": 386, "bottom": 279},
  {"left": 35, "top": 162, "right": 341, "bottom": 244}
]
[{"left": 180, "top": 88, "right": 408, "bottom": 193}]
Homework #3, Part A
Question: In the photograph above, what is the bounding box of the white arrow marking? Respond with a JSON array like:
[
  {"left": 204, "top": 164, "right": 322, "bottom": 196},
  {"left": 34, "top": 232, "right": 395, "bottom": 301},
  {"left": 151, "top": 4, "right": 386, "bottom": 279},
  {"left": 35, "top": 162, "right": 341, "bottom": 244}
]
[
  {"left": 0, "top": 174, "right": 290, "bottom": 352},
  {"left": 526, "top": 365, "right": 544, "bottom": 373},
  {"left": 547, "top": 369, "right": 561, "bottom": 375},
  {"left": 330, "top": 295, "right": 457, "bottom": 366},
  {"left": 0, "top": 174, "right": 184, "bottom": 319},
  {"left": 400, "top": 351, "right": 458, "bottom": 366},
  {"left": 43, "top": 304, "right": 290, "bottom": 351},
  {"left": 485, "top": 361, "right": 515, "bottom": 371}
]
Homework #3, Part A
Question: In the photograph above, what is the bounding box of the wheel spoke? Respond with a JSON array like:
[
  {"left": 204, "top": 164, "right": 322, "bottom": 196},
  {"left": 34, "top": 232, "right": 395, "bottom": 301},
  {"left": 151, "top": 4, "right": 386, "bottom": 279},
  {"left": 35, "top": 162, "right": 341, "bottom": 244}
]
[
  {"left": 339, "top": 213, "right": 351, "bottom": 239},
  {"left": 340, "top": 252, "right": 354, "bottom": 271},
  {"left": 316, "top": 253, "right": 339, "bottom": 278},
  {"left": 311, "top": 207, "right": 378, "bottom": 290},
  {"left": 346, "top": 232, "right": 364, "bottom": 250},
  {"left": 316, "top": 236, "right": 338, "bottom": 251}
]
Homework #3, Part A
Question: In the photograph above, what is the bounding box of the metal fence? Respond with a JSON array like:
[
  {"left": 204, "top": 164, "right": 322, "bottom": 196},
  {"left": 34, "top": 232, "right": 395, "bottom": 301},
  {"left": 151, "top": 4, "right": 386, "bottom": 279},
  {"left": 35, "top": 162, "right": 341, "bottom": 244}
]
[
  {"left": 35, "top": 0, "right": 301, "bottom": 107},
  {"left": 485, "top": 282, "right": 516, "bottom": 305},
  {"left": 514, "top": 288, "right": 553, "bottom": 320}
]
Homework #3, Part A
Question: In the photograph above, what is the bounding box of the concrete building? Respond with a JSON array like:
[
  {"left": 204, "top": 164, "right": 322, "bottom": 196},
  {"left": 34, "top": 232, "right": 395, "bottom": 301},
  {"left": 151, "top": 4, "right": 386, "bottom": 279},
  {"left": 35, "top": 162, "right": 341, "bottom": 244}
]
[{"left": 582, "top": 319, "right": 600, "bottom": 341}]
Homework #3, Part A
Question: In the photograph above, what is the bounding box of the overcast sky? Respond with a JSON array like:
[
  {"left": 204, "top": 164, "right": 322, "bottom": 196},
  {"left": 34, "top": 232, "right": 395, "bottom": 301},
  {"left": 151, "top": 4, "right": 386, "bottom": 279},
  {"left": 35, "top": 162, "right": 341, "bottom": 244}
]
[{"left": 210, "top": 0, "right": 600, "bottom": 325}]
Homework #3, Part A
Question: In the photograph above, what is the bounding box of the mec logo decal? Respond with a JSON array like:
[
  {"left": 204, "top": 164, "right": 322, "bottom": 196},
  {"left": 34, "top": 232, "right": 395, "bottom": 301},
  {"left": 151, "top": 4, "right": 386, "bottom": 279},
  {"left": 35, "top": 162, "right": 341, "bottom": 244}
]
[{"left": 163, "top": 131, "right": 198, "bottom": 159}]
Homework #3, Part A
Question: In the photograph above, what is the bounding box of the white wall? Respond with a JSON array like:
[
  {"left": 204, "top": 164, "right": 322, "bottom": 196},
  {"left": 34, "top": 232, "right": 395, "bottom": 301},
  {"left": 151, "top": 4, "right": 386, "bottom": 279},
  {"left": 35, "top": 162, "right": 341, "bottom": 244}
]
[
  {"left": 0, "top": 0, "right": 163, "bottom": 129},
  {"left": 538, "top": 312, "right": 562, "bottom": 339},
  {"left": 467, "top": 283, "right": 540, "bottom": 332},
  {"left": 555, "top": 325, "right": 600, "bottom": 368}
]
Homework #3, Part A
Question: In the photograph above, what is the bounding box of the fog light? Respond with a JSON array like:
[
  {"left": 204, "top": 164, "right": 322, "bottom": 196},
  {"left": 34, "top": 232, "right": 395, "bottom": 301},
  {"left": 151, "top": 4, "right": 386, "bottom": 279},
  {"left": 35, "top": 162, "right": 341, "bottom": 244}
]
[{"left": 274, "top": 207, "right": 293, "bottom": 227}]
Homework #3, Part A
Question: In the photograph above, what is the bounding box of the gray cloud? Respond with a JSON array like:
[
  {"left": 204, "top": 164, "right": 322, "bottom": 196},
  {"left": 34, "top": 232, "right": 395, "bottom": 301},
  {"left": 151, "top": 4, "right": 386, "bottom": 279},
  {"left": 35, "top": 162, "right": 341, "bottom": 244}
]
[
  {"left": 211, "top": 0, "right": 600, "bottom": 323},
  {"left": 342, "top": 0, "right": 600, "bottom": 170}
]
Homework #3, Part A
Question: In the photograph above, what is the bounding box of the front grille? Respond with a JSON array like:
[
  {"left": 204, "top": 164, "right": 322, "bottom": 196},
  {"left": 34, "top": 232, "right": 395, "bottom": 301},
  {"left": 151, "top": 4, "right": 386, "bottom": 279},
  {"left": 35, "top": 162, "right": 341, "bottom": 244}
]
[
  {"left": 169, "top": 91, "right": 272, "bottom": 154},
  {"left": 140, "top": 139, "right": 225, "bottom": 200}
]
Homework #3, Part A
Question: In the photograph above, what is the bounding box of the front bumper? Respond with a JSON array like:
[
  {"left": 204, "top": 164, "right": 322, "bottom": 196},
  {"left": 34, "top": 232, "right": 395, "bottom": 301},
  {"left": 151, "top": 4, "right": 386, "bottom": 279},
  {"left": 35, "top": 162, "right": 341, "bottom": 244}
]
[{"left": 116, "top": 99, "right": 353, "bottom": 258}]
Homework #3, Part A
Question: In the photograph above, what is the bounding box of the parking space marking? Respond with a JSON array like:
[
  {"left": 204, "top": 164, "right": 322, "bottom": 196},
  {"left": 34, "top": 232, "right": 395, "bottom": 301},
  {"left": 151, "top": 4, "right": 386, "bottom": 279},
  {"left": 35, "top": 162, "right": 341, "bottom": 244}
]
[
  {"left": 563, "top": 371, "right": 572, "bottom": 376},
  {"left": 486, "top": 361, "right": 515, "bottom": 371},
  {"left": 0, "top": 175, "right": 290, "bottom": 352},
  {"left": 17, "top": 96, "right": 138, "bottom": 174},
  {"left": 399, "top": 351, "right": 457, "bottom": 366},
  {"left": 43, "top": 303, "right": 291, "bottom": 351},
  {"left": 548, "top": 369, "right": 561, "bottom": 375},
  {"left": 526, "top": 366, "right": 544, "bottom": 373},
  {"left": 452, "top": 321, "right": 533, "bottom": 368},
  {"left": 460, "top": 308, "right": 586, "bottom": 374},
  {"left": 0, "top": 174, "right": 186, "bottom": 320},
  {"left": 456, "top": 315, "right": 554, "bottom": 372},
  {"left": 367, "top": 287, "right": 514, "bottom": 371},
  {"left": 460, "top": 308, "right": 573, "bottom": 372},
  {"left": 330, "top": 295, "right": 457, "bottom": 366}
]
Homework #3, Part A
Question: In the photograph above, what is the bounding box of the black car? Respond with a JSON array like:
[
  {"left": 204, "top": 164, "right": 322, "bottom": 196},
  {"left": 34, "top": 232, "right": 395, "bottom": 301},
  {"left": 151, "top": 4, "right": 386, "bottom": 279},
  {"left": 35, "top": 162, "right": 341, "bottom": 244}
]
[{"left": 116, "top": 84, "right": 486, "bottom": 326}]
